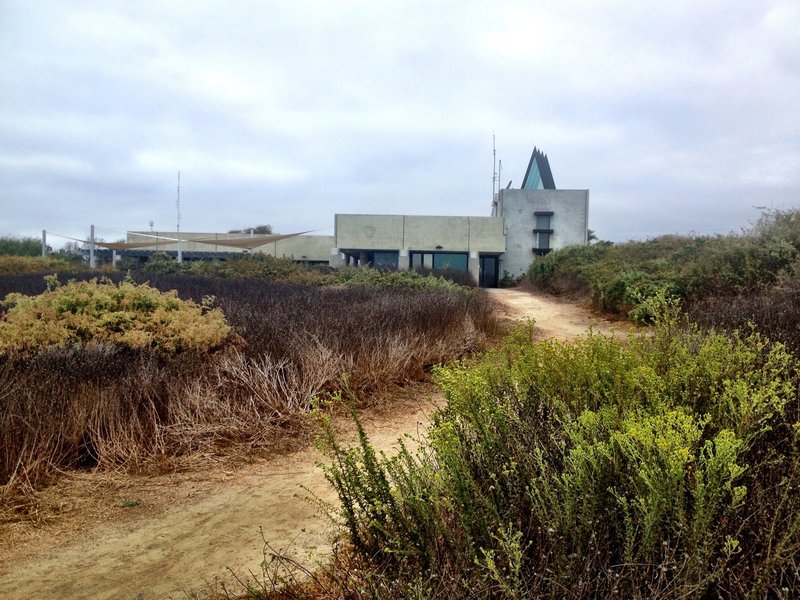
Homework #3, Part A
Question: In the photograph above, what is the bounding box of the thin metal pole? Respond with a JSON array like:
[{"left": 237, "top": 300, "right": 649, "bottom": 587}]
[
  {"left": 176, "top": 171, "right": 183, "bottom": 263},
  {"left": 89, "top": 224, "right": 96, "bottom": 269},
  {"left": 492, "top": 133, "right": 497, "bottom": 201}
]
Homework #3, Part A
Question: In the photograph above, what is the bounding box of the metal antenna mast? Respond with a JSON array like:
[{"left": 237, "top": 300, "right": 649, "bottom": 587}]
[
  {"left": 176, "top": 171, "right": 183, "bottom": 263},
  {"left": 498, "top": 160, "right": 502, "bottom": 194},
  {"left": 492, "top": 133, "right": 497, "bottom": 200},
  {"left": 176, "top": 171, "right": 181, "bottom": 233}
]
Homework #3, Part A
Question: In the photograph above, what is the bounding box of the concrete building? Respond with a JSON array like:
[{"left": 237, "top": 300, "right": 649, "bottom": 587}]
[
  {"left": 491, "top": 147, "right": 589, "bottom": 278},
  {"left": 117, "top": 147, "right": 589, "bottom": 286},
  {"left": 492, "top": 188, "right": 589, "bottom": 278},
  {"left": 332, "top": 214, "right": 506, "bottom": 287},
  {"left": 329, "top": 147, "right": 589, "bottom": 283}
]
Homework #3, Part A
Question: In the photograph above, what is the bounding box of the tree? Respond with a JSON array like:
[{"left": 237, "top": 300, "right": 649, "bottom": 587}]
[
  {"left": 0, "top": 236, "right": 45, "bottom": 256},
  {"left": 61, "top": 241, "right": 83, "bottom": 255},
  {"left": 228, "top": 224, "right": 274, "bottom": 234}
]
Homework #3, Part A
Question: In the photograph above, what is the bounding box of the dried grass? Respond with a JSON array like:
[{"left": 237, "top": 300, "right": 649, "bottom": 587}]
[{"left": 1, "top": 277, "right": 495, "bottom": 517}]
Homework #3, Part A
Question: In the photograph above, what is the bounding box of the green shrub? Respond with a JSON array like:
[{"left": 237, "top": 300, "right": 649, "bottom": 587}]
[
  {"left": 134, "top": 253, "right": 472, "bottom": 290},
  {"left": 319, "top": 266, "right": 464, "bottom": 289},
  {"left": 141, "top": 251, "right": 184, "bottom": 275},
  {"left": 0, "top": 236, "right": 43, "bottom": 257},
  {"left": 318, "top": 302, "right": 800, "bottom": 598},
  {"left": 0, "top": 276, "right": 230, "bottom": 355},
  {"left": 528, "top": 209, "right": 800, "bottom": 320},
  {"left": 0, "top": 255, "right": 86, "bottom": 276},
  {"left": 194, "top": 253, "right": 309, "bottom": 280}
]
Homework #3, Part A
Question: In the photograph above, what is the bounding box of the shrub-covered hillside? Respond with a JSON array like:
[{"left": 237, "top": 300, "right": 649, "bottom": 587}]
[
  {"left": 529, "top": 209, "right": 800, "bottom": 353},
  {"left": 314, "top": 302, "right": 800, "bottom": 599},
  {"left": 529, "top": 209, "right": 799, "bottom": 312}
]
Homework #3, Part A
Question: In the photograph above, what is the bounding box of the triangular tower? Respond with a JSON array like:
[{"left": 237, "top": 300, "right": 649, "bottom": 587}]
[{"left": 521, "top": 147, "right": 556, "bottom": 190}]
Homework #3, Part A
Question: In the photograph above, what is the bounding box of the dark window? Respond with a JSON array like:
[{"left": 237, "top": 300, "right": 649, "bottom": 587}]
[
  {"left": 373, "top": 251, "right": 399, "bottom": 268},
  {"left": 411, "top": 252, "right": 434, "bottom": 269},
  {"left": 535, "top": 213, "right": 552, "bottom": 230},
  {"left": 410, "top": 251, "right": 468, "bottom": 271},
  {"left": 434, "top": 252, "right": 468, "bottom": 271},
  {"left": 535, "top": 232, "right": 551, "bottom": 251},
  {"left": 533, "top": 211, "right": 554, "bottom": 255}
]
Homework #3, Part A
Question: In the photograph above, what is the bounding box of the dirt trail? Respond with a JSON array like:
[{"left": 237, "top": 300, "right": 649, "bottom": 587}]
[
  {"left": 485, "top": 288, "right": 626, "bottom": 341},
  {"left": 0, "top": 289, "right": 625, "bottom": 600}
]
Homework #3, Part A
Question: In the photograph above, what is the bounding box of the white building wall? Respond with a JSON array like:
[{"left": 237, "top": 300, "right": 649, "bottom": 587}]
[
  {"left": 497, "top": 189, "right": 589, "bottom": 279},
  {"left": 269, "top": 235, "right": 333, "bottom": 261},
  {"left": 335, "top": 214, "right": 505, "bottom": 253},
  {"left": 334, "top": 215, "right": 405, "bottom": 250}
]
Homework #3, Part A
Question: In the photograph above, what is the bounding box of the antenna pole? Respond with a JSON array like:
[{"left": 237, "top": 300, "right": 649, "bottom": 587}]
[
  {"left": 492, "top": 134, "right": 497, "bottom": 201},
  {"left": 498, "top": 160, "right": 502, "bottom": 194},
  {"left": 176, "top": 171, "right": 183, "bottom": 263},
  {"left": 89, "top": 224, "right": 96, "bottom": 269}
]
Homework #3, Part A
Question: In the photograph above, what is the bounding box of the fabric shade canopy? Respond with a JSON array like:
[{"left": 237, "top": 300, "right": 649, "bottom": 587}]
[
  {"left": 191, "top": 232, "right": 309, "bottom": 250},
  {"left": 96, "top": 232, "right": 309, "bottom": 251},
  {"left": 96, "top": 238, "right": 179, "bottom": 250}
]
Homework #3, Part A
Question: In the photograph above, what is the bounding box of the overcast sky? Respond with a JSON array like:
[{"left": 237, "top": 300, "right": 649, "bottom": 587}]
[{"left": 1, "top": 0, "right": 798, "bottom": 247}]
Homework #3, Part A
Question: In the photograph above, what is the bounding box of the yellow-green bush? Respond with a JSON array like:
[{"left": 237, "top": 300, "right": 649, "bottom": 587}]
[
  {"left": 0, "top": 276, "right": 230, "bottom": 355},
  {"left": 319, "top": 300, "right": 800, "bottom": 598},
  {"left": 0, "top": 255, "right": 86, "bottom": 276}
]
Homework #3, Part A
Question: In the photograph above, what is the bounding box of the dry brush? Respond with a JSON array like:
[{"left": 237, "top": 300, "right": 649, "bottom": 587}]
[{"left": 0, "top": 275, "right": 495, "bottom": 515}]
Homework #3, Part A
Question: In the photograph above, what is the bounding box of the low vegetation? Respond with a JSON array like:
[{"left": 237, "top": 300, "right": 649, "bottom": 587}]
[
  {"left": 529, "top": 209, "right": 800, "bottom": 318},
  {"left": 0, "top": 255, "right": 87, "bottom": 276},
  {"left": 5, "top": 210, "right": 800, "bottom": 597},
  {"left": 238, "top": 209, "right": 800, "bottom": 598},
  {"left": 0, "top": 275, "right": 229, "bottom": 355},
  {"left": 0, "top": 236, "right": 44, "bottom": 257},
  {"left": 0, "top": 272, "right": 494, "bottom": 514},
  {"left": 306, "top": 299, "right": 799, "bottom": 599},
  {"left": 687, "top": 262, "right": 800, "bottom": 355},
  {"left": 139, "top": 252, "right": 477, "bottom": 287},
  {"left": 141, "top": 251, "right": 308, "bottom": 279}
]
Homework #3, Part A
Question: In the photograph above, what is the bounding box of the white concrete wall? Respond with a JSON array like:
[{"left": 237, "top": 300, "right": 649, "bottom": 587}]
[
  {"left": 335, "top": 214, "right": 505, "bottom": 253},
  {"left": 269, "top": 235, "right": 333, "bottom": 261},
  {"left": 497, "top": 189, "right": 589, "bottom": 279},
  {"left": 334, "top": 215, "right": 405, "bottom": 250}
]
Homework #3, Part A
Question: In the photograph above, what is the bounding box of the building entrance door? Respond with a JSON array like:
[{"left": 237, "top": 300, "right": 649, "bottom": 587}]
[{"left": 479, "top": 255, "right": 499, "bottom": 288}]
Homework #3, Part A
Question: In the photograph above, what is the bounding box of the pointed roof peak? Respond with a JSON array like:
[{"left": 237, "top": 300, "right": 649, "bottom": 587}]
[{"left": 522, "top": 147, "right": 556, "bottom": 190}]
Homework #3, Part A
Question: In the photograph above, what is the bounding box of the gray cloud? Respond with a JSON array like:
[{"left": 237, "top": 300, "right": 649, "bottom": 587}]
[{"left": 1, "top": 0, "right": 798, "bottom": 247}]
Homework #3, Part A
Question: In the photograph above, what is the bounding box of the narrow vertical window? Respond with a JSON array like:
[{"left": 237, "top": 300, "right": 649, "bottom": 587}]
[{"left": 533, "top": 211, "right": 554, "bottom": 255}]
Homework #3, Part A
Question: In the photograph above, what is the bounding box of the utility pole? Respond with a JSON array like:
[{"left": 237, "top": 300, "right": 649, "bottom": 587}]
[
  {"left": 41, "top": 230, "right": 47, "bottom": 257},
  {"left": 89, "top": 224, "right": 96, "bottom": 269},
  {"left": 176, "top": 171, "right": 183, "bottom": 263}
]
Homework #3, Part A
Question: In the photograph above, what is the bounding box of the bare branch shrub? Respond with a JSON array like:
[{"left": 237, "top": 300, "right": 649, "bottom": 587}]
[{"left": 0, "top": 275, "right": 495, "bottom": 513}]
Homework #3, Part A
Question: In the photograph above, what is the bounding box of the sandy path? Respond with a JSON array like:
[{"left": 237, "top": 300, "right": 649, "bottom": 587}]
[
  {"left": 0, "top": 392, "right": 439, "bottom": 600},
  {"left": 0, "top": 289, "right": 623, "bottom": 600},
  {"left": 486, "top": 288, "right": 626, "bottom": 341}
]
